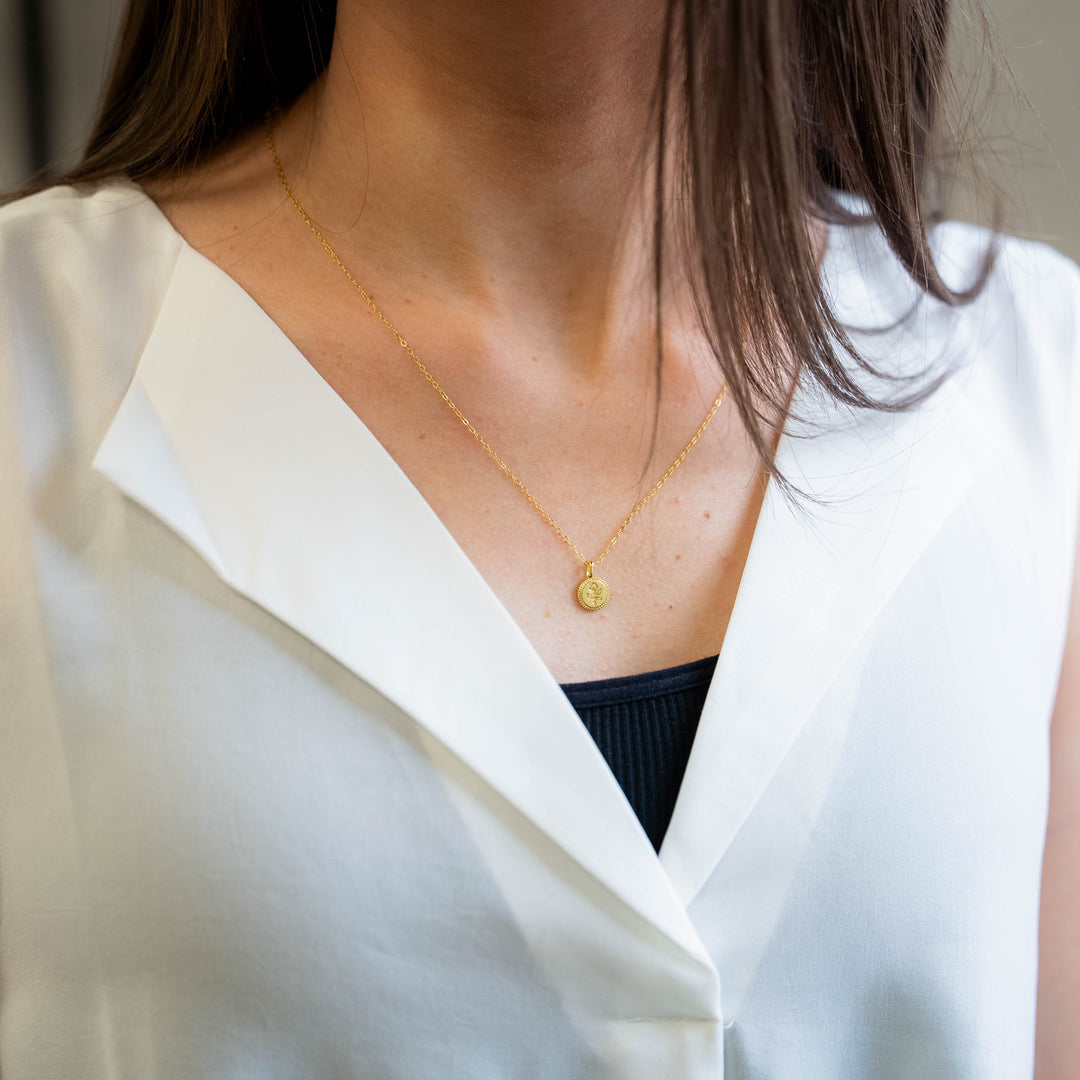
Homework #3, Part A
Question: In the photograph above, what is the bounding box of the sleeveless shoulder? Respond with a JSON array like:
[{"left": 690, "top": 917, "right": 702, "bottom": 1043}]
[
  {"left": 949, "top": 224, "right": 1080, "bottom": 550},
  {"left": 0, "top": 181, "right": 184, "bottom": 486},
  {"left": 943, "top": 220, "right": 1080, "bottom": 379},
  {"left": 828, "top": 209, "right": 1080, "bottom": 534},
  {"left": 0, "top": 179, "right": 182, "bottom": 298},
  {"left": 938, "top": 223, "right": 1080, "bottom": 626}
]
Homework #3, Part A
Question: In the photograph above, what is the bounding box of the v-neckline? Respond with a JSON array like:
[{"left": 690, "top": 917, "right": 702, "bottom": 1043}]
[
  {"left": 126, "top": 174, "right": 813, "bottom": 686},
  {"left": 90, "top": 175, "right": 979, "bottom": 969}
]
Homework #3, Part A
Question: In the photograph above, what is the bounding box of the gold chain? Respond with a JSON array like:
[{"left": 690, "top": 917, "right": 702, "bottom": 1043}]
[{"left": 264, "top": 112, "right": 728, "bottom": 610}]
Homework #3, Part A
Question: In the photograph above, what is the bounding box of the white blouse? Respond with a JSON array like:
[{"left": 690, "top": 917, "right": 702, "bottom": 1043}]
[{"left": 2, "top": 180, "right": 1079, "bottom": 1079}]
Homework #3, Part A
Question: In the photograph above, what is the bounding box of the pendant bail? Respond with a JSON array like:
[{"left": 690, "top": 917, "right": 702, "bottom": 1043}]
[{"left": 584, "top": 560, "right": 594, "bottom": 579}]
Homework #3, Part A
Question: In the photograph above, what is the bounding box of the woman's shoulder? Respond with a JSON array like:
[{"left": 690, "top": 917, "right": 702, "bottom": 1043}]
[
  {"left": 0, "top": 179, "right": 184, "bottom": 299},
  {"left": 940, "top": 222, "right": 1080, "bottom": 414},
  {"left": 0, "top": 181, "right": 185, "bottom": 489},
  {"left": 937, "top": 218, "right": 1080, "bottom": 328},
  {"left": 0, "top": 180, "right": 186, "bottom": 369},
  {"left": 935, "top": 222, "right": 1080, "bottom": 537},
  {"left": 954, "top": 222, "right": 1080, "bottom": 403},
  {"left": 829, "top": 204, "right": 1080, "bottom": 329},
  {"left": 830, "top": 209, "right": 1080, "bottom": 413}
]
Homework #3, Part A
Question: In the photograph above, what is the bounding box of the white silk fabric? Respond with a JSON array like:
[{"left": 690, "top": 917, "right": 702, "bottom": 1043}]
[{"left": 2, "top": 182, "right": 1079, "bottom": 1078}]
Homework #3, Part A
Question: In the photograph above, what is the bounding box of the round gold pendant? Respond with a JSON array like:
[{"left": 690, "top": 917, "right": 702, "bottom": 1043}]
[{"left": 577, "top": 562, "right": 611, "bottom": 611}]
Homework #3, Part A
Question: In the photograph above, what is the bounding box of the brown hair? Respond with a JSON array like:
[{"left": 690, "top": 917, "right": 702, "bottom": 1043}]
[{"left": 21, "top": 0, "right": 1004, "bottom": 511}]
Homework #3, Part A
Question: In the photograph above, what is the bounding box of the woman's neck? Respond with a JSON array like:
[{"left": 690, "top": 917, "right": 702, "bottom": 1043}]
[{"left": 276, "top": 0, "right": 682, "bottom": 382}]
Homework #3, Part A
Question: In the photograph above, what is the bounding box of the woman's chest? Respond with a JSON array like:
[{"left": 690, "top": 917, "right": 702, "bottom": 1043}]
[
  {"left": 281, "top": 316, "right": 775, "bottom": 682},
  {"left": 5, "top": 478, "right": 1056, "bottom": 1079},
  {"left": 156, "top": 184, "right": 785, "bottom": 682}
]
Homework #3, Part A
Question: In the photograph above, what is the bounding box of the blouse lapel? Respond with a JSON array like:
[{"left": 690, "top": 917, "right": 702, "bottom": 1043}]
[
  {"left": 660, "top": 365, "right": 978, "bottom": 906},
  {"left": 660, "top": 215, "right": 983, "bottom": 905},
  {"left": 91, "top": 237, "right": 715, "bottom": 975}
]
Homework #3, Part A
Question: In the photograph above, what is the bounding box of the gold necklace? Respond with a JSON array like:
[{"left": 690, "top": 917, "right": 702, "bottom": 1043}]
[{"left": 265, "top": 113, "right": 729, "bottom": 612}]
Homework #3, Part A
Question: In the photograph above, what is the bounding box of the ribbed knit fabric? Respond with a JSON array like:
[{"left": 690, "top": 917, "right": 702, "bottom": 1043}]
[{"left": 559, "top": 654, "right": 719, "bottom": 852}]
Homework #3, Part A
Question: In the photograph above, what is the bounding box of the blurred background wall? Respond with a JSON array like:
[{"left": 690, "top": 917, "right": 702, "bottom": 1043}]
[
  {"left": 1, "top": 0, "right": 122, "bottom": 187},
  {"left": 1, "top": 0, "right": 1078, "bottom": 262}
]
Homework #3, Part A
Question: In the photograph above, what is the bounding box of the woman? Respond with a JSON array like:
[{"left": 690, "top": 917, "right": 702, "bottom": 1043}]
[{"left": 1, "top": 0, "right": 1077, "bottom": 1076}]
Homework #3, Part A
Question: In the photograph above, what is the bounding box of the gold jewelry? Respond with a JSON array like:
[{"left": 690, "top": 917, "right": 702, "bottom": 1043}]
[{"left": 265, "top": 112, "right": 728, "bottom": 612}]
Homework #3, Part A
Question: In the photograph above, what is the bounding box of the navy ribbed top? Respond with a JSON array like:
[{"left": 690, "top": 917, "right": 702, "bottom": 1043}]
[{"left": 559, "top": 654, "right": 719, "bottom": 852}]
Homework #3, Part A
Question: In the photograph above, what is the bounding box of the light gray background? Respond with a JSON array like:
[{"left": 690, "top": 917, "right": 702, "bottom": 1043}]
[{"left": 1, "top": 0, "right": 1078, "bottom": 262}]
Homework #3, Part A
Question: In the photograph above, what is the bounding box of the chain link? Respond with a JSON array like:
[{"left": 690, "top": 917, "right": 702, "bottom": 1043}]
[{"left": 264, "top": 111, "right": 728, "bottom": 573}]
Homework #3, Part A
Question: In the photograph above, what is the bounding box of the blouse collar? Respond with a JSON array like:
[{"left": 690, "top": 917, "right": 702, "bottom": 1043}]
[{"left": 91, "top": 179, "right": 982, "bottom": 1003}]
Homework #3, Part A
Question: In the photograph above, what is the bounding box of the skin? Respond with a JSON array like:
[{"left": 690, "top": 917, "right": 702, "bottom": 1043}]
[
  {"left": 1037, "top": 526, "right": 1080, "bottom": 1079},
  {"left": 144, "top": 2, "right": 1078, "bottom": 1069}
]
